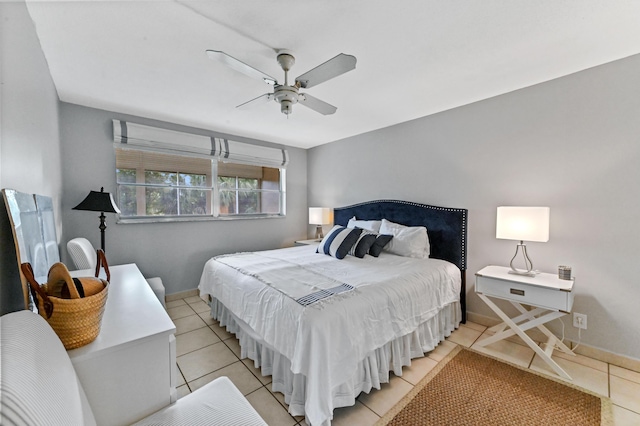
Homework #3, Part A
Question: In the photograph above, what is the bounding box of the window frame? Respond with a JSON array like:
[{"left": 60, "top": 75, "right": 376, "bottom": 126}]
[{"left": 115, "top": 147, "right": 286, "bottom": 224}]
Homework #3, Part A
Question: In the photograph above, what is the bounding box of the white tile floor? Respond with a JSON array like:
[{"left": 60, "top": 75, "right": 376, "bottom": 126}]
[{"left": 167, "top": 297, "right": 640, "bottom": 425}]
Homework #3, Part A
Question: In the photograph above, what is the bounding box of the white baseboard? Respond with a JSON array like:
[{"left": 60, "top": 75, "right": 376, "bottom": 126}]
[{"left": 165, "top": 288, "right": 198, "bottom": 302}]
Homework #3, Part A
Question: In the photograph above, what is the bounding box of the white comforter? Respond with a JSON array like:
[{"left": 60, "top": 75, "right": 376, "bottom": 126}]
[{"left": 198, "top": 245, "right": 461, "bottom": 426}]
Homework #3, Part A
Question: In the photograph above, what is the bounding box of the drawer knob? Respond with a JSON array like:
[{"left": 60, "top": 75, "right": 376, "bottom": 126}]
[{"left": 510, "top": 288, "right": 525, "bottom": 296}]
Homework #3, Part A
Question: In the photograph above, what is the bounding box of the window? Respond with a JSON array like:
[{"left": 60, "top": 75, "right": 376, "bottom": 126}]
[
  {"left": 218, "top": 163, "right": 281, "bottom": 215},
  {"left": 116, "top": 149, "right": 214, "bottom": 217},
  {"left": 112, "top": 120, "right": 287, "bottom": 221},
  {"left": 116, "top": 148, "right": 285, "bottom": 220}
]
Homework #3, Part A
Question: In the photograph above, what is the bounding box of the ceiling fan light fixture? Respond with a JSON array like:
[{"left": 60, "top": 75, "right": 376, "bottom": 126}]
[
  {"left": 274, "top": 84, "right": 299, "bottom": 115},
  {"left": 281, "top": 100, "right": 293, "bottom": 115}
]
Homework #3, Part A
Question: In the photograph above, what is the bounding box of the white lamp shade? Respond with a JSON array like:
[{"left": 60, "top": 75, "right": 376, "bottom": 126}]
[
  {"left": 309, "top": 207, "right": 332, "bottom": 225},
  {"left": 496, "top": 206, "right": 550, "bottom": 242}
]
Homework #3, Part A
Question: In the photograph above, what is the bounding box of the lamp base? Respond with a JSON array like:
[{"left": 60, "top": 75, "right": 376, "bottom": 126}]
[
  {"left": 508, "top": 242, "right": 538, "bottom": 277},
  {"left": 314, "top": 225, "right": 324, "bottom": 240}
]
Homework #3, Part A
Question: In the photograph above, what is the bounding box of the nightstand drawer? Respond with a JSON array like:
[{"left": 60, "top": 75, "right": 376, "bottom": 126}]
[{"left": 476, "top": 274, "right": 574, "bottom": 312}]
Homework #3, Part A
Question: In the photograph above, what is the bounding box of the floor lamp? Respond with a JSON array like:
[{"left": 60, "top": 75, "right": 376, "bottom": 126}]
[{"left": 72, "top": 187, "right": 121, "bottom": 252}]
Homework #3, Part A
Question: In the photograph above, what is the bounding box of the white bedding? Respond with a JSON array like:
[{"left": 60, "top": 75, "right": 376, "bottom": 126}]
[
  {"left": 214, "top": 252, "right": 355, "bottom": 304},
  {"left": 198, "top": 245, "right": 461, "bottom": 425}
]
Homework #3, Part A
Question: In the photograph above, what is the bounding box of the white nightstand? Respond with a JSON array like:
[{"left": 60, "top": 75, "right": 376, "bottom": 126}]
[
  {"left": 295, "top": 238, "right": 321, "bottom": 246},
  {"left": 475, "top": 265, "right": 576, "bottom": 380}
]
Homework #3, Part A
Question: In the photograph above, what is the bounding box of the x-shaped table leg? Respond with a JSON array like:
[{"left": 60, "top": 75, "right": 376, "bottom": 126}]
[{"left": 476, "top": 293, "right": 573, "bottom": 380}]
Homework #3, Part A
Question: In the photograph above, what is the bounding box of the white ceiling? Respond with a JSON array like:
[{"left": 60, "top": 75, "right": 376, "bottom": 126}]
[{"left": 24, "top": 0, "right": 640, "bottom": 149}]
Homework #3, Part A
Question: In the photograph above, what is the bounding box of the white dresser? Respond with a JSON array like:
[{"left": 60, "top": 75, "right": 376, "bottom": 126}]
[{"left": 69, "top": 263, "right": 177, "bottom": 425}]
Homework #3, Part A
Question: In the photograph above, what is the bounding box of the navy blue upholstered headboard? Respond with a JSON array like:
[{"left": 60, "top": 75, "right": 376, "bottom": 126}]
[{"left": 334, "top": 200, "right": 468, "bottom": 322}]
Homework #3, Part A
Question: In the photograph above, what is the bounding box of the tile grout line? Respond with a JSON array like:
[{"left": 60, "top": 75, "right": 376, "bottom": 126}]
[
  {"left": 248, "top": 383, "right": 300, "bottom": 425},
  {"left": 609, "top": 374, "right": 640, "bottom": 415}
]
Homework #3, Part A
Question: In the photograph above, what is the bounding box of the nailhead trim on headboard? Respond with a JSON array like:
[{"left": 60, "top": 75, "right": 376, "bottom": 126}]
[
  {"left": 333, "top": 199, "right": 468, "bottom": 323},
  {"left": 333, "top": 199, "right": 467, "bottom": 270}
]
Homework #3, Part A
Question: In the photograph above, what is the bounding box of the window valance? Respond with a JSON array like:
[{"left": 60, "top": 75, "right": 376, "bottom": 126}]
[
  {"left": 219, "top": 138, "right": 289, "bottom": 168},
  {"left": 112, "top": 120, "right": 289, "bottom": 168}
]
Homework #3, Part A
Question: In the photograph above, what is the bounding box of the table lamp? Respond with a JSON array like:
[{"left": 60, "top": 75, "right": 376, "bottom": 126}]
[
  {"left": 309, "top": 207, "right": 332, "bottom": 240},
  {"left": 496, "top": 206, "right": 549, "bottom": 276},
  {"left": 73, "top": 187, "right": 121, "bottom": 252}
]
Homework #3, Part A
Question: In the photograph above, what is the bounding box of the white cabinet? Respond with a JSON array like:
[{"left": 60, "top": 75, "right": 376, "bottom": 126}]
[{"left": 68, "top": 264, "right": 176, "bottom": 425}]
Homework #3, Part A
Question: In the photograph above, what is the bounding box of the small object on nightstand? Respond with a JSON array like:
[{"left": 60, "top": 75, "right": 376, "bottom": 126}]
[
  {"left": 558, "top": 265, "right": 572, "bottom": 280},
  {"left": 475, "top": 265, "right": 575, "bottom": 380}
]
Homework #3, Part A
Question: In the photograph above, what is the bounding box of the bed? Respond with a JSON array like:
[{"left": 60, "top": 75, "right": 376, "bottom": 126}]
[{"left": 198, "top": 200, "right": 467, "bottom": 426}]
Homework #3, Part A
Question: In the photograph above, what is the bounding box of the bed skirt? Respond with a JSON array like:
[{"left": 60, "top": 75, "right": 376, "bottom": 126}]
[{"left": 209, "top": 298, "right": 461, "bottom": 425}]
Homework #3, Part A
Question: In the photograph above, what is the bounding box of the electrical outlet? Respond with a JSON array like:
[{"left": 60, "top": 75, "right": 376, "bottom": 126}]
[{"left": 573, "top": 312, "right": 587, "bottom": 330}]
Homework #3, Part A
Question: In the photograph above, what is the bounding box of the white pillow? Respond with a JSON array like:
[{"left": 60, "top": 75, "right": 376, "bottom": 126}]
[
  {"left": 379, "top": 219, "right": 429, "bottom": 259},
  {"left": 346, "top": 216, "right": 382, "bottom": 232}
]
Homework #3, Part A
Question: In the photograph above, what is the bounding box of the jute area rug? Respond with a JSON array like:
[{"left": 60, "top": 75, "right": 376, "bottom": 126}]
[{"left": 376, "top": 346, "right": 612, "bottom": 425}]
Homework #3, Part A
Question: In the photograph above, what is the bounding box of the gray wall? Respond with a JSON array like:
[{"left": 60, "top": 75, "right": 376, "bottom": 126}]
[
  {"left": 59, "top": 103, "right": 308, "bottom": 295},
  {"left": 308, "top": 54, "right": 640, "bottom": 360},
  {"left": 0, "top": 1, "right": 63, "bottom": 314}
]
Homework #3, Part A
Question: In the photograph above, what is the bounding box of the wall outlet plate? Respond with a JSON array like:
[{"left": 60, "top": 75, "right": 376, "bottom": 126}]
[{"left": 573, "top": 312, "right": 587, "bottom": 330}]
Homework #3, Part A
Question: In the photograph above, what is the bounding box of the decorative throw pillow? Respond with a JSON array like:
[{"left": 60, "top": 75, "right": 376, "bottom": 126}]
[
  {"left": 347, "top": 216, "right": 382, "bottom": 232},
  {"left": 348, "top": 231, "right": 377, "bottom": 258},
  {"left": 317, "top": 226, "right": 363, "bottom": 259},
  {"left": 379, "top": 219, "right": 429, "bottom": 258},
  {"left": 368, "top": 233, "right": 393, "bottom": 257}
]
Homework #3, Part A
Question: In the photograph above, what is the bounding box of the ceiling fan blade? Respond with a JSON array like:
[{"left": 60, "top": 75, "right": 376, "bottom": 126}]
[
  {"left": 295, "top": 53, "right": 356, "bottom": 89},
  {"left": 236, "top": 93, "right": 274, "bottom": 109},
  {"left": 298, "top": 93, "right": 337, "bottom": 115},
  {"left": 206, "top": 50, "right": 277, "bottom": 85}
]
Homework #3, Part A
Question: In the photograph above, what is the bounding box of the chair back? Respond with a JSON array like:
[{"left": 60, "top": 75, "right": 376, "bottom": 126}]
[
  {"left": 0, "top": 310, "right": 97, "bottom": 425},
  {"left": 67, "top": 237, "right": 97, "bottom": 270}
]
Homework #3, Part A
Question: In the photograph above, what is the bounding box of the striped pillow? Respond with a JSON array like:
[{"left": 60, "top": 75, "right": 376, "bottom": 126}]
[
  {"left": 317, "top": 226, "right": 363, "bottom": 259},
  {"left": 369, "top": 233, "right": 393, "bottom": 257},
  {"left": 348, "top": 231, "right": 377, "bottom": 258}
]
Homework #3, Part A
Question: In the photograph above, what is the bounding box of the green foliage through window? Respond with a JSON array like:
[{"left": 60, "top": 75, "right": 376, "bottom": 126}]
[{"left": 115, "top": 148, "right": 284, "bottom": 219}]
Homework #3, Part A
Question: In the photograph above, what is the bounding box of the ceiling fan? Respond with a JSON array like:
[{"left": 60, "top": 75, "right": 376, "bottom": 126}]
[{"left": 206, "top": 49, "right": 357, "bottom": 116}]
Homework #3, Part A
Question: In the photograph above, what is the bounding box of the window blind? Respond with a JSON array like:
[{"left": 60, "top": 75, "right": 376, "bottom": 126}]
[
  {"left": 220, "top": 139, "right": 289, "bottom": 168},
  {"left": 113, "top": 120, "right": 219, "bottom": 159},
  {"left": 115, "top": 149, "right": 212, "bottom": 176},
  {"left": 113, "top": 120, "right": 289, "bottom": 168}
]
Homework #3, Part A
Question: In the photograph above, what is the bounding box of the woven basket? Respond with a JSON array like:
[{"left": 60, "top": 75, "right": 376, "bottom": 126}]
[{"left": 21, "top": 250, "right": 111, "bottom": 350}]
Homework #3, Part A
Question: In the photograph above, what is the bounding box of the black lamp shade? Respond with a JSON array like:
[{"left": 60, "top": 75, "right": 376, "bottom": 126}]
[
  {"left": 73, "top": 187, "right": 120, "bottom": 214},
  {"left": 72, "top": 188, "right": 120, "bottom": 253}
]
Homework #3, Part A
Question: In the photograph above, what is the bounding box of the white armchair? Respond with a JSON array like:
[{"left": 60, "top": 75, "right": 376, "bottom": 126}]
[
  {"left": 67, "top": 237, "right": 166, "bottom": 307},
  {"left": 0, "top": 310, "right": 267, "bottom": 426}
]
